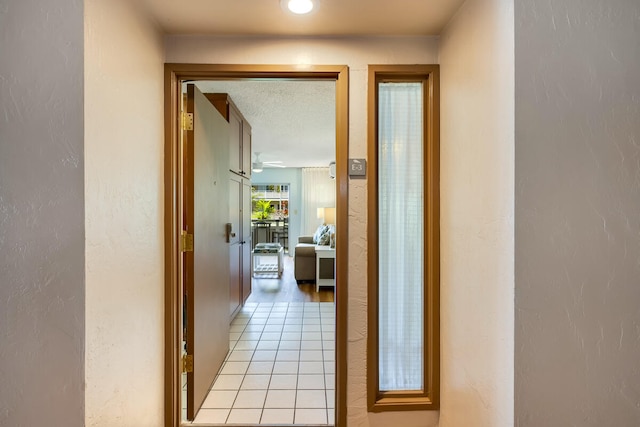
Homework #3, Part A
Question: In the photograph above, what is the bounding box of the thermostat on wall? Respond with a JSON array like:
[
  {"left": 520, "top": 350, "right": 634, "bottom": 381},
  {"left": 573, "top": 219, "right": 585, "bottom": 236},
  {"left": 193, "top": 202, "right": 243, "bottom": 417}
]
[{"left": 349, "top": 159, "right": 366, "bottom": 177}]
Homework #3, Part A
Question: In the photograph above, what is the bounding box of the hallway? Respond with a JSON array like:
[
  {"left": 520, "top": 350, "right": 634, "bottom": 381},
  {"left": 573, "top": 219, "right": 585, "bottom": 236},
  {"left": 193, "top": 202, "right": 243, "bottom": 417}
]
[{"left": 188, "top": 301, "right": 336, "bottom": 425}]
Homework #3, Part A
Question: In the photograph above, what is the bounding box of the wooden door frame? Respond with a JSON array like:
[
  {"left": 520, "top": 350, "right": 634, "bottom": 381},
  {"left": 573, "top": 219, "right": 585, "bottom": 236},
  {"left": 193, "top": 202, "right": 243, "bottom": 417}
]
[{"left": 164, "top": 64, "right": 349, "bottom": 427}]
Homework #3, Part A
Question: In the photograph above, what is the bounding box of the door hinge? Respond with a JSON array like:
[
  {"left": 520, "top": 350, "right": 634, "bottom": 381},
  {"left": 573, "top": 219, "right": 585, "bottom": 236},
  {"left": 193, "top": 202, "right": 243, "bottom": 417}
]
[
  {"left": 182, "top": 112, "right": 193, "bottom": 131},
  {"left": 182, "top": 354, "right": 193, "bottom": 373},
  {"left": 181, "top": 231, "right": 194, "bottom": 252}
]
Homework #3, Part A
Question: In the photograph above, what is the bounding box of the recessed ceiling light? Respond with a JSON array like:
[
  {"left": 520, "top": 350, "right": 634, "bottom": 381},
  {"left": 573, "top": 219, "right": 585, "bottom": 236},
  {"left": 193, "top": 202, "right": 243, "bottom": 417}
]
[{"left": 285, "top": 0, "right": 314, "bottom": 14}]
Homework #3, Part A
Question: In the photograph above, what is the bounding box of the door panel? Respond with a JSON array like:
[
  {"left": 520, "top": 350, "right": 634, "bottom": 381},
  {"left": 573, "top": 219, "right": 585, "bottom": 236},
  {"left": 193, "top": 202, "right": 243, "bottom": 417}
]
[
  {"left": 242, "top": 181, "right": 252, "bottom": 302},
  {"left": 229, "top": 244, "right": 242, "bottom": 317},
  {"left": 229, "top": 176, "right": 242, "bottom": 317},
  {"left": 228, "top": 106, "right": 242, "bottom": 174},
  {"left": 184, "top": 84, "right": 230, "bottom": 421},
  {"left": 242, "top": 121, "right": 252, "bottom": 178},
  {"left": 228, "top": 176, "right": 241, "bottom": 246}
]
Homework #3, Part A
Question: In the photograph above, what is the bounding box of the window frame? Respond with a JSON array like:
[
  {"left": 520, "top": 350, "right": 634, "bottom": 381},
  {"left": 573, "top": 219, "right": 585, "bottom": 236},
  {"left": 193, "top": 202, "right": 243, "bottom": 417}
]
[{"left": 367, "top": 65, "right": 440, "bottom": 412}]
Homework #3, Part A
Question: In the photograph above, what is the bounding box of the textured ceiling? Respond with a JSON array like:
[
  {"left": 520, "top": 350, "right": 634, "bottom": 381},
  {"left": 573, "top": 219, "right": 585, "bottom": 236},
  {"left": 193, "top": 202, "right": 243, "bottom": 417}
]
[
  {"left": 159, "top": 0, "right": 465, "bottom": 169},
  {"left": 137, "top": 0, "right": 465, "bottom": 36},
  {"left": 194, "top": 80, "right": 336, "bottom": 168}
]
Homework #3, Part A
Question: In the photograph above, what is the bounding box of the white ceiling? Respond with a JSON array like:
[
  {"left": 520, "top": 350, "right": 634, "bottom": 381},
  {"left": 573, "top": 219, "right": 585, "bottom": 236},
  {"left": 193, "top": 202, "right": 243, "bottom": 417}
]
[
  {"left": 194, "top": 80, "right": 335, "bottom": 168},
  {"left": 137, "top": 0, "right": 465, "bottom": 36},
  {"left": 151, "top": 0, "right": 465, "bottom": 168}
]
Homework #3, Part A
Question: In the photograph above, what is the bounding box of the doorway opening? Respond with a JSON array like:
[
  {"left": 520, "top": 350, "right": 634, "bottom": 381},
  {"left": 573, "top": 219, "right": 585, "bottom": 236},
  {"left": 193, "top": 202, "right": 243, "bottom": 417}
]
[{"left": 164, "top": 64, "right": 349, "bottom": 427}]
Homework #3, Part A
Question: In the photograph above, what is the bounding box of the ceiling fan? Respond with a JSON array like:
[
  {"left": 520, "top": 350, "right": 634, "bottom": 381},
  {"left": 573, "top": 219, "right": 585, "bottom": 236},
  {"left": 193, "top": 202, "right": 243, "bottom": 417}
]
[{"left": 252, "top": 152, "right": 285, "bottom": 173}]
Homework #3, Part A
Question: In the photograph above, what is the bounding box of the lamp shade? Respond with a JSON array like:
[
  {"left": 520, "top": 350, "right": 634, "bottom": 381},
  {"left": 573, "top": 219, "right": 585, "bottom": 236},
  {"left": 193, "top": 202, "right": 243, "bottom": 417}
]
[{"left": 322, "top": 207, "right": 336, "bottom": 225}]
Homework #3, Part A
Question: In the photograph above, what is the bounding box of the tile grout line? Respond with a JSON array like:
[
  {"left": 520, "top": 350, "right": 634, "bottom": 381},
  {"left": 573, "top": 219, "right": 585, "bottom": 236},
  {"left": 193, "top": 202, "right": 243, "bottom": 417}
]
[
  {"left": 262, "top": 302, "right": 280, "bottom": 423},
  {"left": 199, "top": 302, "right": 335, "bottom": 425},
  {"left": 224, "top": 305, "right": 252, "bottom": 424},
  {"left": 227, "top": 302, "right": 264, "bottom": 423},
  {"left": 294, "top": 301, "right": 306, "bottom": 422}
]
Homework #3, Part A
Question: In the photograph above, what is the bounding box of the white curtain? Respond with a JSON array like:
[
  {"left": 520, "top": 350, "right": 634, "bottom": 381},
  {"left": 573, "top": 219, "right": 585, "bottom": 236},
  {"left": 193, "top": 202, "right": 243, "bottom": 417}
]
[
  {"left": 378, "top": 82, "right": 424, "bottom": 391},
  {"left": 301, "top": 167, "right": 335, "bottom": 235}
]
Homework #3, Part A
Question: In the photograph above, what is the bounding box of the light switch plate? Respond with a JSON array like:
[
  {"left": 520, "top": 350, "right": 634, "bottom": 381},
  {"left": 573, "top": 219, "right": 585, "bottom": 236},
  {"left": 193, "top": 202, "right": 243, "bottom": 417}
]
[{"left": 349, "top": 158, "right": 366, "bottom": 177}]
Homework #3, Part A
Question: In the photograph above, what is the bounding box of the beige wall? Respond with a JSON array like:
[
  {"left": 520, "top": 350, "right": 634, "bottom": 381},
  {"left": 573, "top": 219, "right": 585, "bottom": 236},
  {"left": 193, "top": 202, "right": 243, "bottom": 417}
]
[
  {"left": 166, "top": 36, "right": 440, "bottom": 426},
  {"left": 2, "top": 1, "right": 517, "bottom": 425},
  {"left": 10, "top": 0, "right": 640, "bottom": 425},
  {"left": 439, "top": 0, "right": 514, "bottom": 426},
  {"left": 166, "top": 32, "right": 512, "bottom": 425},
  {"left": 515, "top": 0, "right": 640, "bottom": 425},
  {"left": 0, "top": 4, "right": 514, "bottom": 424},
  {"left": 84, "top": 0, "right": 165, "bottom": 425},
  {"left": 0, "top": 0, "right": 85, "bottom": 425}
]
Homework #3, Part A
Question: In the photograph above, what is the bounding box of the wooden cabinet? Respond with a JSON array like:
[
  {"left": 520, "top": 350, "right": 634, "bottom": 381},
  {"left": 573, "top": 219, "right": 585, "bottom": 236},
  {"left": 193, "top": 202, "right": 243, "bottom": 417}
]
[
  {"left": 205, "top": 93, "right": 253, "bottom": 318},
  {"left": 242, "top": 121, "right": 252, "bottom": 179},
  {"left": 205, "top": 93, "right": 251, "bottom": 178},
  {"left": 242, "top": 180, "right": 252, "bottom": 303},
  {"left": 228, "top": 108, "right": 242, "bottom": 176},
  {"left": 229, "top": 175, "right": 243, "bottom": 318}
]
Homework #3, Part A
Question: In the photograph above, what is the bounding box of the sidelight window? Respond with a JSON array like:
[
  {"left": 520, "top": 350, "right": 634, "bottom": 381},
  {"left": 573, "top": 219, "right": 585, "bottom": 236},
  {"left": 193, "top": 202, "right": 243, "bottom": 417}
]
[{"left": 367, "top": 65, "right": 440, "bottom": 411}]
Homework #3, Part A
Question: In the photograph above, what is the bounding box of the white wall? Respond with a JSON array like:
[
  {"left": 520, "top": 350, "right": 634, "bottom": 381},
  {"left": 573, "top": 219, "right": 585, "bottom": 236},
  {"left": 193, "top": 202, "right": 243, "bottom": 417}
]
[
  {"left": 515, "top": 0, "right": 640, "bottom": 425},
  {"left": 439, "top": 0, "right": 514, "bottom": 425},
  {"left": 165, "top": 35, "right": 441, "bottom": 426},
  {"left": 0, "top": 1, "right": 85, "bottom": 425},
  {"left": 84, "top": 0, "right": 165, "bottom": 425}
]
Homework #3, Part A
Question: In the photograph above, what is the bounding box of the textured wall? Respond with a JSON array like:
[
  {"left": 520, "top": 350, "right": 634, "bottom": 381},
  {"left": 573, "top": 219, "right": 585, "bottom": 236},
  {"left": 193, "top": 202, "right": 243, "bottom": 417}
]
[
  {"left": 0, "top": 1, "right": 85, "bottom": 426},
  {"left": 515, "top": 1, "right": 640, "bottom": 425},
  {"left": 165, "top": 35, "right": 441, "bottom": 426},
  {"left": 84, "top": 0, "right": 165, "bottom": 425},
  {"left": 439, "top": 0, "right": 514, "bottom": 425}
]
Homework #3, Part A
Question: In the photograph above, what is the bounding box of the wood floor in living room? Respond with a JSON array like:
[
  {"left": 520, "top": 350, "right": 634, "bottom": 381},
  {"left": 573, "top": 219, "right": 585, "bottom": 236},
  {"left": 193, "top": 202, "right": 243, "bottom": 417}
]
[{"left": 247, "top": 255, "right": 334, "bottom": 304}]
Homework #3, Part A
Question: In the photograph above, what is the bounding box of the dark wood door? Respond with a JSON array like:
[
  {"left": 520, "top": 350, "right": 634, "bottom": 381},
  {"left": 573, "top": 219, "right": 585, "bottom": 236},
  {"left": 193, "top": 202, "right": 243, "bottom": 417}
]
[
  {"left": 242, "top": 180, "right": 252, "bottom": 302},
  {"left": 184, "top": 84, "right": 230, "bottom": 421},
  {"left": 242, "top": 120, "right": 252, "bottom": 178},
  {"left": 203, "top": 93, "right": 243, "bottom": 175},
  {"left": 229, "top": 175, "right": 242, "bottom": 317},
  {"left": 228, "top": 104, "right": 242, "bottom": 175}
]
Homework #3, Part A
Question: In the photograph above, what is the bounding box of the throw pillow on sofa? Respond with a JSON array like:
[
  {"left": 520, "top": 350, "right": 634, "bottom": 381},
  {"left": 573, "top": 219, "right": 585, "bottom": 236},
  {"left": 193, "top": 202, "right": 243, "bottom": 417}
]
[
  {"left": 317, "top": 227, "right": 331, "bottom": 245},
  {"left": 312, "top": 224, "right": 329, "bottom": 244}
]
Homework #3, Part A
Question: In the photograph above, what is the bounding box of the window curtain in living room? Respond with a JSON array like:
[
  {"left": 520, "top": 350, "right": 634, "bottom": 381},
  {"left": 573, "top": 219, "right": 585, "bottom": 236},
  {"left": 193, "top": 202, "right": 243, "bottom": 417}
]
[
  {"left": 378, "top": 82, "right": 424, "bottom": 391},
  {"left": 301, "top": 167, "right": 336, "bottom": 235}
]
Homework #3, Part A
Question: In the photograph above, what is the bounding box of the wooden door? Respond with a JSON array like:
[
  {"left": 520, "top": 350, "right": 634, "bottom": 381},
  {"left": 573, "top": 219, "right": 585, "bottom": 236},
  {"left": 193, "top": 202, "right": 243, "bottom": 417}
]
[
  {"left": 242, "top": 120, "right": 252, "bottom": 178},
  {"left": 228, "top": 105, "right": 242, "bottom": 175},
  {"left": 203, "top": 93, "right": 243, "bottom": 175},
  {"left": 184, "top": 84, "right": 230, "bottom": 421},
  {"left": 242, "top": 180, "right": 252, "bottom": 302},
  {"left": 229, "top": 175, "right": 242, "bottom": 318}
]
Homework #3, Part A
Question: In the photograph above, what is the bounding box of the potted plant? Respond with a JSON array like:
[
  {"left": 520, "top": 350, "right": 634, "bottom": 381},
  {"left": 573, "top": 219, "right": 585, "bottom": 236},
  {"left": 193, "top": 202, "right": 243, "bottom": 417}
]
[{"left": 255, "top": 199, "right": 274, "bottom": 220}]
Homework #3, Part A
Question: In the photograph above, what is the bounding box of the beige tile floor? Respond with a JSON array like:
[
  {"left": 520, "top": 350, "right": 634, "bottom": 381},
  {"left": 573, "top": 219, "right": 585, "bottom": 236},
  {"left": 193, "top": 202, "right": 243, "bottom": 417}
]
[{"left": 186, "top": 302, "right": 335, "bottom": 425}]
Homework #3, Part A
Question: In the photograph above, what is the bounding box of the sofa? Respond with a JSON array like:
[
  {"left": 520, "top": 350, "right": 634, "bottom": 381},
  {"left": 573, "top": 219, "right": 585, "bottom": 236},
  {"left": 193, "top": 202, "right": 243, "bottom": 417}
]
[
  {"left": 294, "top": 236, "right": 317, "bottom": 283},
  {"left": 294, "top": 225, "right": 335, "bottom": 284}
]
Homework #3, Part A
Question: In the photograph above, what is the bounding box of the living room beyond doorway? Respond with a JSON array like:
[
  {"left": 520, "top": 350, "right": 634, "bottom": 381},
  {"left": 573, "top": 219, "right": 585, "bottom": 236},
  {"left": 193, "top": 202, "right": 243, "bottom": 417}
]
[
  {"left": 248, "top": 256, "right": 334, "bottom": 304},
  {"left": 165, "top": 64, "right": 349, "bottom": 427}
]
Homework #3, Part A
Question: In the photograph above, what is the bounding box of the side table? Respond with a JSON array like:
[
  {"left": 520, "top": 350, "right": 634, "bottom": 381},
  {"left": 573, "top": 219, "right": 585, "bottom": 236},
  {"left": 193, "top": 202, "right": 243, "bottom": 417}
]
[
  {"left": 252, "top": 243, "right": 283, "bottom": 278},
  {"left": 315, "top": 245, "right": 335, "bottom": 292}
]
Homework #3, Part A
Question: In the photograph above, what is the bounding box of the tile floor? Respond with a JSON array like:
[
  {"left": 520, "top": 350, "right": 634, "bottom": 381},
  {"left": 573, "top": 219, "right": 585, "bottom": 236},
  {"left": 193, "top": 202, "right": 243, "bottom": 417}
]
[{"left": 188, "top": 302, "right": 335, "bottom": 425}]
